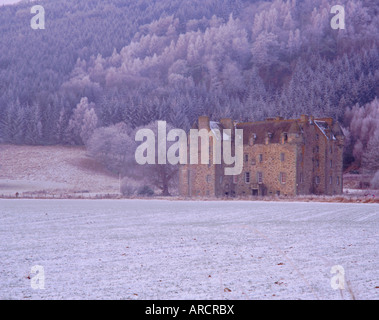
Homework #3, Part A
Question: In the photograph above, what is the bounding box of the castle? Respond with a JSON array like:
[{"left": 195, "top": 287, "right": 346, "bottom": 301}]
[{"left": 179, "top": 115, "right": 345, "bottom": 197}]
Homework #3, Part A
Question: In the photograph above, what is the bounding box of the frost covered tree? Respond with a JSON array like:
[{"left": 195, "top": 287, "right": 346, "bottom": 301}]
[
  {"left": 24, "top": 104, "right": 42, "bottom": 145},
  {"left": 132, "top": 121, "right": 179, "bottom": 196},
  {"left": 87, "top": 123, "right": 134, "bottom": 176},
  {"left": 362, "top": 132, "right": 379, "bottom": 174},
  {"left": 344, "top": 98, "right": 379, "bottom": 166},
  {"left": 80, "top": 108, "right": 98, "bottom": 145},
  {"left": 66, "top": 97, "right": 98, "bottom": 145},
  {"left": 0, "top": 100, "right": 25, "bottom": 144},
  {"left": 371, "top": 171, "right": 379, "bottom": 190}
]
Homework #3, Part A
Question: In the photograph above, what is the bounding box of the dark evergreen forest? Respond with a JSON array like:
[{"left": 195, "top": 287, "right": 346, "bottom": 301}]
[{"left": 0, "top": 0, "right": 378, "bottom": 175}]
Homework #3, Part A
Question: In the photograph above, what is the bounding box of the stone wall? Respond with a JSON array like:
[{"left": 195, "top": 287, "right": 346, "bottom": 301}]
[
  {"left": 234, "top": 142, "right": 298, "bottom": 196},
  {"left": 179, "top": 115, "right": 345, "bottom": 198}
]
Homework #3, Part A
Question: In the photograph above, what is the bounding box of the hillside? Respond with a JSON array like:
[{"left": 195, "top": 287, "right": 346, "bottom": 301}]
[
  {"left": 0, "top": 0, "right": 378, "bottom": 147},
  {"left": 0, "top": 144, "right": 120, "bottom": 196}
]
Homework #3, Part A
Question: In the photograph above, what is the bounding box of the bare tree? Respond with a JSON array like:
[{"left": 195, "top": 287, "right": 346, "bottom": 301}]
[{"left": 132, "top": 121, "right": 179, "bottom": 196}]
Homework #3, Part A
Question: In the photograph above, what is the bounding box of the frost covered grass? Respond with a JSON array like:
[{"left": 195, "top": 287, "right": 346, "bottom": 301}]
[
  {"left": 0, "top": 199, "right": 378, "bottom": 300},
  {"left": 0, "top": 145, "right": 120, "bottom": 196},
  {"left": 1, "top": 193, "right": 378, "bottom": 204}
]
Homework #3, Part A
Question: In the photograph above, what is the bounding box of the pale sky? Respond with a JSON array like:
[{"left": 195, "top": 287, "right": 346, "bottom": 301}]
[{"left": 0, "top": 0, "right": 22, "bottom": 5}]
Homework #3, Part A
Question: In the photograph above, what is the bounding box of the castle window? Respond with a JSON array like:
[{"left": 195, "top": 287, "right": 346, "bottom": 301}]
[
  {"left": 245, "top": 172, "right": 250, "bottom": 184},
  {"left": 315, "top": 176, "right": 320, "bottom": 185},
  {"left": 282, "top": 133, "right": 288, "bottom": 144},
  {"left": 280, "top": 172, "right": 287, "bottom": 184},
  {"left": 265, "top": 133, "right": 272, "bottom": 145},
  {"left": 257, "top": 172, "right": 263, "bottom": 184},
  {"left": 316, "top": 134, "right": 319, "bottom": 141},
  {"left": 330, "top": 176, "right": 333, "bottom": 185},
  {"left": 244, "top": 154, "right": 249, "bottom": 162},
  {"left": 315, "top": 159, "right": 319, "bottom": 168},
  {"left": 280, "top": 153, "right": 285, "bottom": 162},
  {"left": 336, "top": 176, "right": 340, "bottom": 185},
  {"left": 206, "top": 175, "right": 211, "bottom": 183},
  {"left": 249, "top": 134, "right": 256, "bottom": 146},
  {"left": 259, "top": 154, "right": 263, "bottom": 163}
]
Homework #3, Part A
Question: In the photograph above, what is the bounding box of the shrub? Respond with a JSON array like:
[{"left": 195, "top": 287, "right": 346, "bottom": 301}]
[
  {"left": 371, "top": 171, "right": 379, "bottom": 190},
  {"left": 120, "top": 178, "right": 142, "bottom": 197},
  {"left": 137, "top": 186, "right": 154, "bottom": 197}
]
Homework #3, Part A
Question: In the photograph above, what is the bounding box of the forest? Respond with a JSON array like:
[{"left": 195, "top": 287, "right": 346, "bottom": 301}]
[{"left": 0, "top": 0, "right": 378, "bottom": 194}]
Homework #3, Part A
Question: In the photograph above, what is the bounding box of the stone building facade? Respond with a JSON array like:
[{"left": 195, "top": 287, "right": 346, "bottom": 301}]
[{"left": 179, "top": 115, "right": 345, "bottom": 197}]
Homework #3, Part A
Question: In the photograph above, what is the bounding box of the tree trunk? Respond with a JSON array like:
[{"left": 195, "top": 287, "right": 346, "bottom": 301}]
[{"left": 161, "top": 167, "right": 171, "bottom": 196}]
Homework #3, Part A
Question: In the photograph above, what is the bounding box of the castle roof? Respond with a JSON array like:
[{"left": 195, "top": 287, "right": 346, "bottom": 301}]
[
  {"left": 236, "top": 119, "right": 300, "bottom": 144},
  {"left": 191, "top": 115, "right": 343, "bottom": 145}
]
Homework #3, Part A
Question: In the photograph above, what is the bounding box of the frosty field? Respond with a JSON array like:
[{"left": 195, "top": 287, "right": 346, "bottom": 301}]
[{"left": 0, "top": 199, "right": 378, "bottom": 300}]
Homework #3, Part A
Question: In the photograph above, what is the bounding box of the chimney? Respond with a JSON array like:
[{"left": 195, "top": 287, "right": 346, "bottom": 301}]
[
  {"left": 198, "top": 116, "right": 210, "bottom": 130},
  {"left": 300, "top": 115, "right": 309, "bottom": 123},
  {"left": 220, "top": 118, "right": 233, "bottom": 130},
  {"left": 322, "top": 118, "right": 333, "bottom": 127}
]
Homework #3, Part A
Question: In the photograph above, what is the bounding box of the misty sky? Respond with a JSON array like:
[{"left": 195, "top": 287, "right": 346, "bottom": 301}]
[{"left": 0, "top": 0, "right": 22, "bottom": 5}]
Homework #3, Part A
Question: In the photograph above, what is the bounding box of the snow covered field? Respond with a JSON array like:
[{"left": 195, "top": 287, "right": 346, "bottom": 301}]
[{"left": 0, "top": 199, "right": 378, "bottom": 300}]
